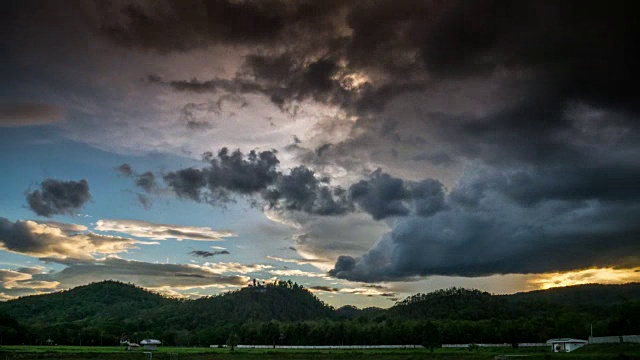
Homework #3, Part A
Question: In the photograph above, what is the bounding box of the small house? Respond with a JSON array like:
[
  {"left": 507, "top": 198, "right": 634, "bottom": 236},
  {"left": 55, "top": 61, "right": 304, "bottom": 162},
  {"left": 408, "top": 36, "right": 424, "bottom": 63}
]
[
  {"left": 546, "top": 338, "right": 588, "bottom": 352},
  {"left": 140, "top": 339, "right": 161, "bottom": 351}
]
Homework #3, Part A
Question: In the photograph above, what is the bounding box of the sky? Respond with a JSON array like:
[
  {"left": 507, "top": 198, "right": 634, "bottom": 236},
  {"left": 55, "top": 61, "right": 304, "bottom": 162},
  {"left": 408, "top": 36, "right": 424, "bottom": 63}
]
[{"left": 1, "top": 0, "right": 639, "bottom": 308}]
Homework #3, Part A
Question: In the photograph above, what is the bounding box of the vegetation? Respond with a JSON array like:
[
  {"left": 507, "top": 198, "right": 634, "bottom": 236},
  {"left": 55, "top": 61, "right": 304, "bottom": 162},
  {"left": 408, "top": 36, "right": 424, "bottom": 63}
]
[
  {"left": 0, "top": 281, "right": 639, "bottom": 349},
  {"left": 0, "top": 344, "right": 639, "bottom": 360}
]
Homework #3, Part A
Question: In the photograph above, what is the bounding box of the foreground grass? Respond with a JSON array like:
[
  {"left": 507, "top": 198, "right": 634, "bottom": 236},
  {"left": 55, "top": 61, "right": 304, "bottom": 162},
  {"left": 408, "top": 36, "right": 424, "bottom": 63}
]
[{"left": 1, "top": 344, "right": 639, "bottom": 359}]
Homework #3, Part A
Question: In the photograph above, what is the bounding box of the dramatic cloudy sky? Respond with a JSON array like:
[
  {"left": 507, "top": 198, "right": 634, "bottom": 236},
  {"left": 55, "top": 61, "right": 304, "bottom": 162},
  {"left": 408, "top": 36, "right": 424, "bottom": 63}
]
[{"left": 1, "top": 0, "right": 639, "bottom": 307}]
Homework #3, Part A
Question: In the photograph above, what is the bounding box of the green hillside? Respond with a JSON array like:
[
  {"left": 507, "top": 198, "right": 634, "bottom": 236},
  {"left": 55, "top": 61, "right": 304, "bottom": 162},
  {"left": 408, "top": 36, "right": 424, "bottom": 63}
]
[{"left": 0, "top": 281, "right": 638, "bottom": 347}]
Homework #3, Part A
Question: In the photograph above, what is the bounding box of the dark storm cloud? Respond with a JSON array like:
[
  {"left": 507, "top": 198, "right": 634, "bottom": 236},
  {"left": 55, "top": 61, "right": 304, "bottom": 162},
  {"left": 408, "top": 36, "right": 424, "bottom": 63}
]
[
  {"left": 200, "top": 147, "right": 280, "bottom": 195},
  {"left": 190, "top": 250, "right": 230, "bottom": 258},
  {"left": 103, "top": 0, "right": 342, "bottom": 53},
  {"left": 163, "top": 148, "right": 279, "bottom": 202},
  {"left": 48, "top": 0, "right": 638, "bottom": 283},
  {"left": 0, "top": 102, "right": 64, "bottom": 127},
  {"left": 147, "top": 55, "right": 352, "bottom": 112},
  {"left": 349, "top": 169, "right": 446, "bottom": 220},
  {"left": 450, "top": 163, "right": 640, "bottom": 208},
  {"left": 26, "top": 179, "right": 91, "bottom": 217},
  {"left": 330, "top": 162, "right": 640, "bottom": 282},
  {"left": 162, "top": 148, "right": 352, "bottom": 215},
  {"left": 162, "top": 149, "right": 453, "bottom": 219},
  {"left": 164, "top": 147, "right": 282, "bottom": 203},
  {"left": 350, "top": 170, "right": 410, "bottom": 220},
  {"left": 351, "top": 0, "right": 636, "bottom": 165},
  {"left": 164, "top": 168, "right": 207, "bottom": 201},
  {"left": 132, "top": 1, "right": 639, "bottom": 119},
  {"left": 264, "top": 166, "right": 352, "bottom": 216},
  {"left": 176, "top": 0, "right": 639, "bottom": 171}
]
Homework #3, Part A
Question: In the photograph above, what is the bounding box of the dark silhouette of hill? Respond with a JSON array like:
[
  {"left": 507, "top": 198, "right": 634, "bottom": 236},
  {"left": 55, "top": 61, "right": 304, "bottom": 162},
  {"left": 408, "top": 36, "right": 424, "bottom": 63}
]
[
  {"left": 387, "top": 287, "right": 514, "bottom": 320},
  {"left": 335, "top": 305, "right": 384, "bottom": 319},
  {"left": 385, "top": 283, "right": 640, "bottom": 321},
  {"left": 0, "top": 281, "right": 638, "bottom": 346},
  {"left": 0, "top": 280, "right": 333, "bottom": 332},
  {"left": 0, "top": 280, "right": 173, "bottom": 324},
  {"left": 507, "top": 283, "right": 640, "bottom": 307},
  {"left": 170, "top": 281, "right": 334, "bottom": 327}
]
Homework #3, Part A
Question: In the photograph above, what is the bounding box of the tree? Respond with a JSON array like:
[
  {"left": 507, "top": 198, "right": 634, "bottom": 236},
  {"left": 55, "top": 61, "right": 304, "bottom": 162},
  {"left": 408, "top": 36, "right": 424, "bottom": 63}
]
[
  {"left": 421, "top": 321, "right": 442, "bottom": 352},
  {"left": 226, "top": 332, "right": 240, "bottom": 351}
]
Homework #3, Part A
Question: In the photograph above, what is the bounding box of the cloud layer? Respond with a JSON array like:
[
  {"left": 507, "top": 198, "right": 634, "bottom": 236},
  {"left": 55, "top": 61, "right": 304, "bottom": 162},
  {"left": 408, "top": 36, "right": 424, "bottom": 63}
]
[
  {"left": 0, "top": 218, "right": 141, "bottom": 263},
  {"left": 4, "top": 0, "right": 640, "bottom": 297},
  {"left": 95, "top": 219, "right": 236, "bottom": 241},
  {"left": 329, "top": 163, "right": 640, "bottom": 281}
]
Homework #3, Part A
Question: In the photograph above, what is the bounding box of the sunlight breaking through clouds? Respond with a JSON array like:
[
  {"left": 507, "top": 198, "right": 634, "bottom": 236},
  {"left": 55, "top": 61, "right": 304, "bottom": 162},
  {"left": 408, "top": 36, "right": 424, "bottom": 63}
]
[{"left": 530, "top": 267, "right": 640, "bottom": 290}]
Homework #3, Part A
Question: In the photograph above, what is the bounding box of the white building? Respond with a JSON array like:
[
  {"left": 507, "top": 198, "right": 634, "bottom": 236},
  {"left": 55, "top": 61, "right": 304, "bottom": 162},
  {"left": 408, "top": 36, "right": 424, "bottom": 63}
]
[
  {"left": 140, "top": 339, "right": 161, "bottom": 351},
  {"left": 547, "top": 338, "right": 588, "bottom": 352}
]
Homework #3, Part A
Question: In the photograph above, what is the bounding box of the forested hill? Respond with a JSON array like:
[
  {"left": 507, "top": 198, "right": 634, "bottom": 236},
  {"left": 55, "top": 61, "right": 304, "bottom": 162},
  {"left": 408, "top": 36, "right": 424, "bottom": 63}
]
[
  {"left": 0, "top": 280, "right": 332, "bottom": 325},
  {"left": 508, "top": 283, "right": 640, "bottom": 306},
  {"left": 387, "top": 288, "right": 512, "bottom": 320},
  {"left": 167, "top": 280, "right": 334, "bottom": 326},
  {"left": 2, "top": 281, "right": 173, "bottom": 324},
  {"left": 385, "top": 284, "right": 640, "bottom": 321},
  {"left": 0, "top": 281, "right": 638, "bottom": 346}
]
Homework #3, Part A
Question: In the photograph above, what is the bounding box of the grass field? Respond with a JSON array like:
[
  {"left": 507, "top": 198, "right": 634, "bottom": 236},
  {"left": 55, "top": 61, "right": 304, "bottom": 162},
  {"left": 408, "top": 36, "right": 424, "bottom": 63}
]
[{"left": 1, "top": 344, "right": 639, "bottom": 359}]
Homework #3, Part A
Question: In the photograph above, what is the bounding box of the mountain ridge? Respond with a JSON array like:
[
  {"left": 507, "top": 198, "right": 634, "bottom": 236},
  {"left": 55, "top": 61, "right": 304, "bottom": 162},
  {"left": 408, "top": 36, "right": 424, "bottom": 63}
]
[{"left": 1, "top": 281, "right": 638, "bottom": 346}]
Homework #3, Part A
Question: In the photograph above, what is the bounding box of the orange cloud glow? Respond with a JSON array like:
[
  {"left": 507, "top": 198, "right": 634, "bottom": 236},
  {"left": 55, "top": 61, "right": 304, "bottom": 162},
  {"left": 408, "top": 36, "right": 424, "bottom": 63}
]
[{"left": 529, "top": 267, "right": 640, "bottom": 289}]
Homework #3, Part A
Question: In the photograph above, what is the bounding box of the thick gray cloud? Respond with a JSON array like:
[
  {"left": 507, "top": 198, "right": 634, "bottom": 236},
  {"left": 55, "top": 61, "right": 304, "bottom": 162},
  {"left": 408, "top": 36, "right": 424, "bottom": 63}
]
[
  {"left": 350, "top": 170, "right": 410, "bottom": 220},
  {"left": 162, "top": 149, "right": 449, "bottom": 219},
  {"left": 26, "top": 179, "right": 91, "bottom": 217},
  {"left": 6, "top": 0, "right": 640, "bottom": 289},
  {"left": 264, "top": 166, "right": 352, "bottom": 216},
  {"left": 164, "top": 147, "right": 279, "bottom": 203},
  {"left": 163, "top": 148, "right": 352, "bottom": 216},
  {"left": 349, "top": 169, "right": 446, "bottom": 220},
  {"left": 330, "top": 163, "right": 640, "bottom": 281},
  {"left": 102, "top": 1, "right": 342, "bottom": 53}
]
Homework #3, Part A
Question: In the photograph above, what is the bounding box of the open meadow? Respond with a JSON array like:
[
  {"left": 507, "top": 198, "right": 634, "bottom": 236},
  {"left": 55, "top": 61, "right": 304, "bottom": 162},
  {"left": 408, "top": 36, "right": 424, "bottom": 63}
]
[{"left": 1, "top": 344, "right": 639, "bottom": 360}]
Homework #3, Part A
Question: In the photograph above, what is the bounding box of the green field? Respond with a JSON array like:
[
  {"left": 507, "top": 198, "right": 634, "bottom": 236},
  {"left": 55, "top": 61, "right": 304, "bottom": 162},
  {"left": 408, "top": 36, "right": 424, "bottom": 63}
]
[{"left": 1, "top": 344, "right": 639, "bottom": 360}]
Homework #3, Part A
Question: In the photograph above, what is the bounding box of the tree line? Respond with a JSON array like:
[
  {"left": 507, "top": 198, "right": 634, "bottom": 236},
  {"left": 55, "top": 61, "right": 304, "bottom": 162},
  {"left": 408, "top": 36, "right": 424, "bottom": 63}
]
[{"left": 0, "top": 281, "right": 638, "bottom": 347}]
